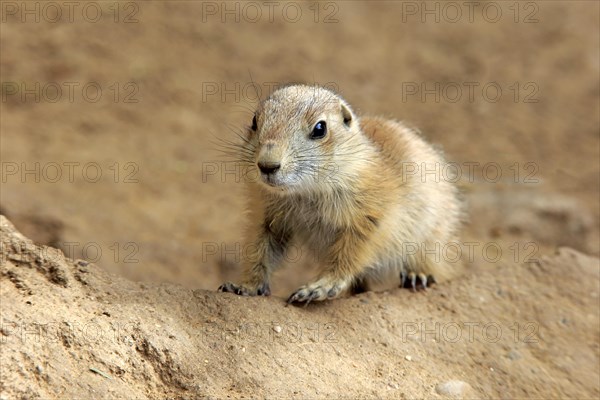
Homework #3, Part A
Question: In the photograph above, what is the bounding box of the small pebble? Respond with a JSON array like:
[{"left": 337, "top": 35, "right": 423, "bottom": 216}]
[
  {"left": 435, "top": 380, "right": 471, "bottom": 397},
  {"left": 404, "top": 355, "right": 412, "bottom": 361},
  {"left": 273, "top": 325, "right": 282, "bottom": 334}
]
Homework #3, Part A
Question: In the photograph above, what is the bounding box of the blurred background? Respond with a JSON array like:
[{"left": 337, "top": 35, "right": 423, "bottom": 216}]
[{"left": 1, "top": 1, "right": 598, "bottom": 296}]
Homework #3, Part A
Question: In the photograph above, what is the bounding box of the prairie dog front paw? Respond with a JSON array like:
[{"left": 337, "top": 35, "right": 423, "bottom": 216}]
[
  {"left": 218, "top": 281, "right": 271, "bottom": 296},
  {"left": 286, "top": 278, "right": 348, "bottom": 305}
]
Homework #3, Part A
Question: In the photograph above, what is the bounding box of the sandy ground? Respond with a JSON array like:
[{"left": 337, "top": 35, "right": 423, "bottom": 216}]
[
  {"left": 1, "top": 0, "right": 599, "bottom": 398},
  {"left": 1, "top": 216, "right": 599, "bottom": 398}
]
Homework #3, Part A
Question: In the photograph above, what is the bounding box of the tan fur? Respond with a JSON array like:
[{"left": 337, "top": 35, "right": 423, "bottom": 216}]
[{"left": 219, "top": 85, "right": 463, "bottom": 303}]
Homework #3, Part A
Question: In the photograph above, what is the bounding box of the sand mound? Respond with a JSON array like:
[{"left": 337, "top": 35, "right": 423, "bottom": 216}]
[{"left": 1, "top": 215, "right": 598, "bottom": 398}]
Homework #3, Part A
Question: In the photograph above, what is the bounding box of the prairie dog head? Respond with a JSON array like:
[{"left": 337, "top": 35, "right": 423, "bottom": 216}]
[{"left": 245, "top": 85, "right": 363, "bottom": 194}]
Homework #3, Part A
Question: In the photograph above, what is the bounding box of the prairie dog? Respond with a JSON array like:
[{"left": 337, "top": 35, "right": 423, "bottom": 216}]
[{"left": 219, "top": 85, "right": 463, "bottom": 304}]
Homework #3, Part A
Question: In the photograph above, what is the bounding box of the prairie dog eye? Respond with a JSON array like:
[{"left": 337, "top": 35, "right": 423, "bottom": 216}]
[
  {"left": 310, "top": 121, "right": 327, "bottom": 140},
  {"left": 251, "top": 115, "right": 258, "bottom": 131}
]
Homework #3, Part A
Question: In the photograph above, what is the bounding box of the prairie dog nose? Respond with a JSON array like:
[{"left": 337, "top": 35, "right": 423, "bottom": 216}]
[{"left": 258, "top": 161, "right": 281, "bottom": 175}]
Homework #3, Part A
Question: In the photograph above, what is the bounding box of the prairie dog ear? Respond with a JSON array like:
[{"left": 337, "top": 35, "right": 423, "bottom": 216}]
[{"left": 340, "top": 102, "right": 353, "bottom": 127}]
